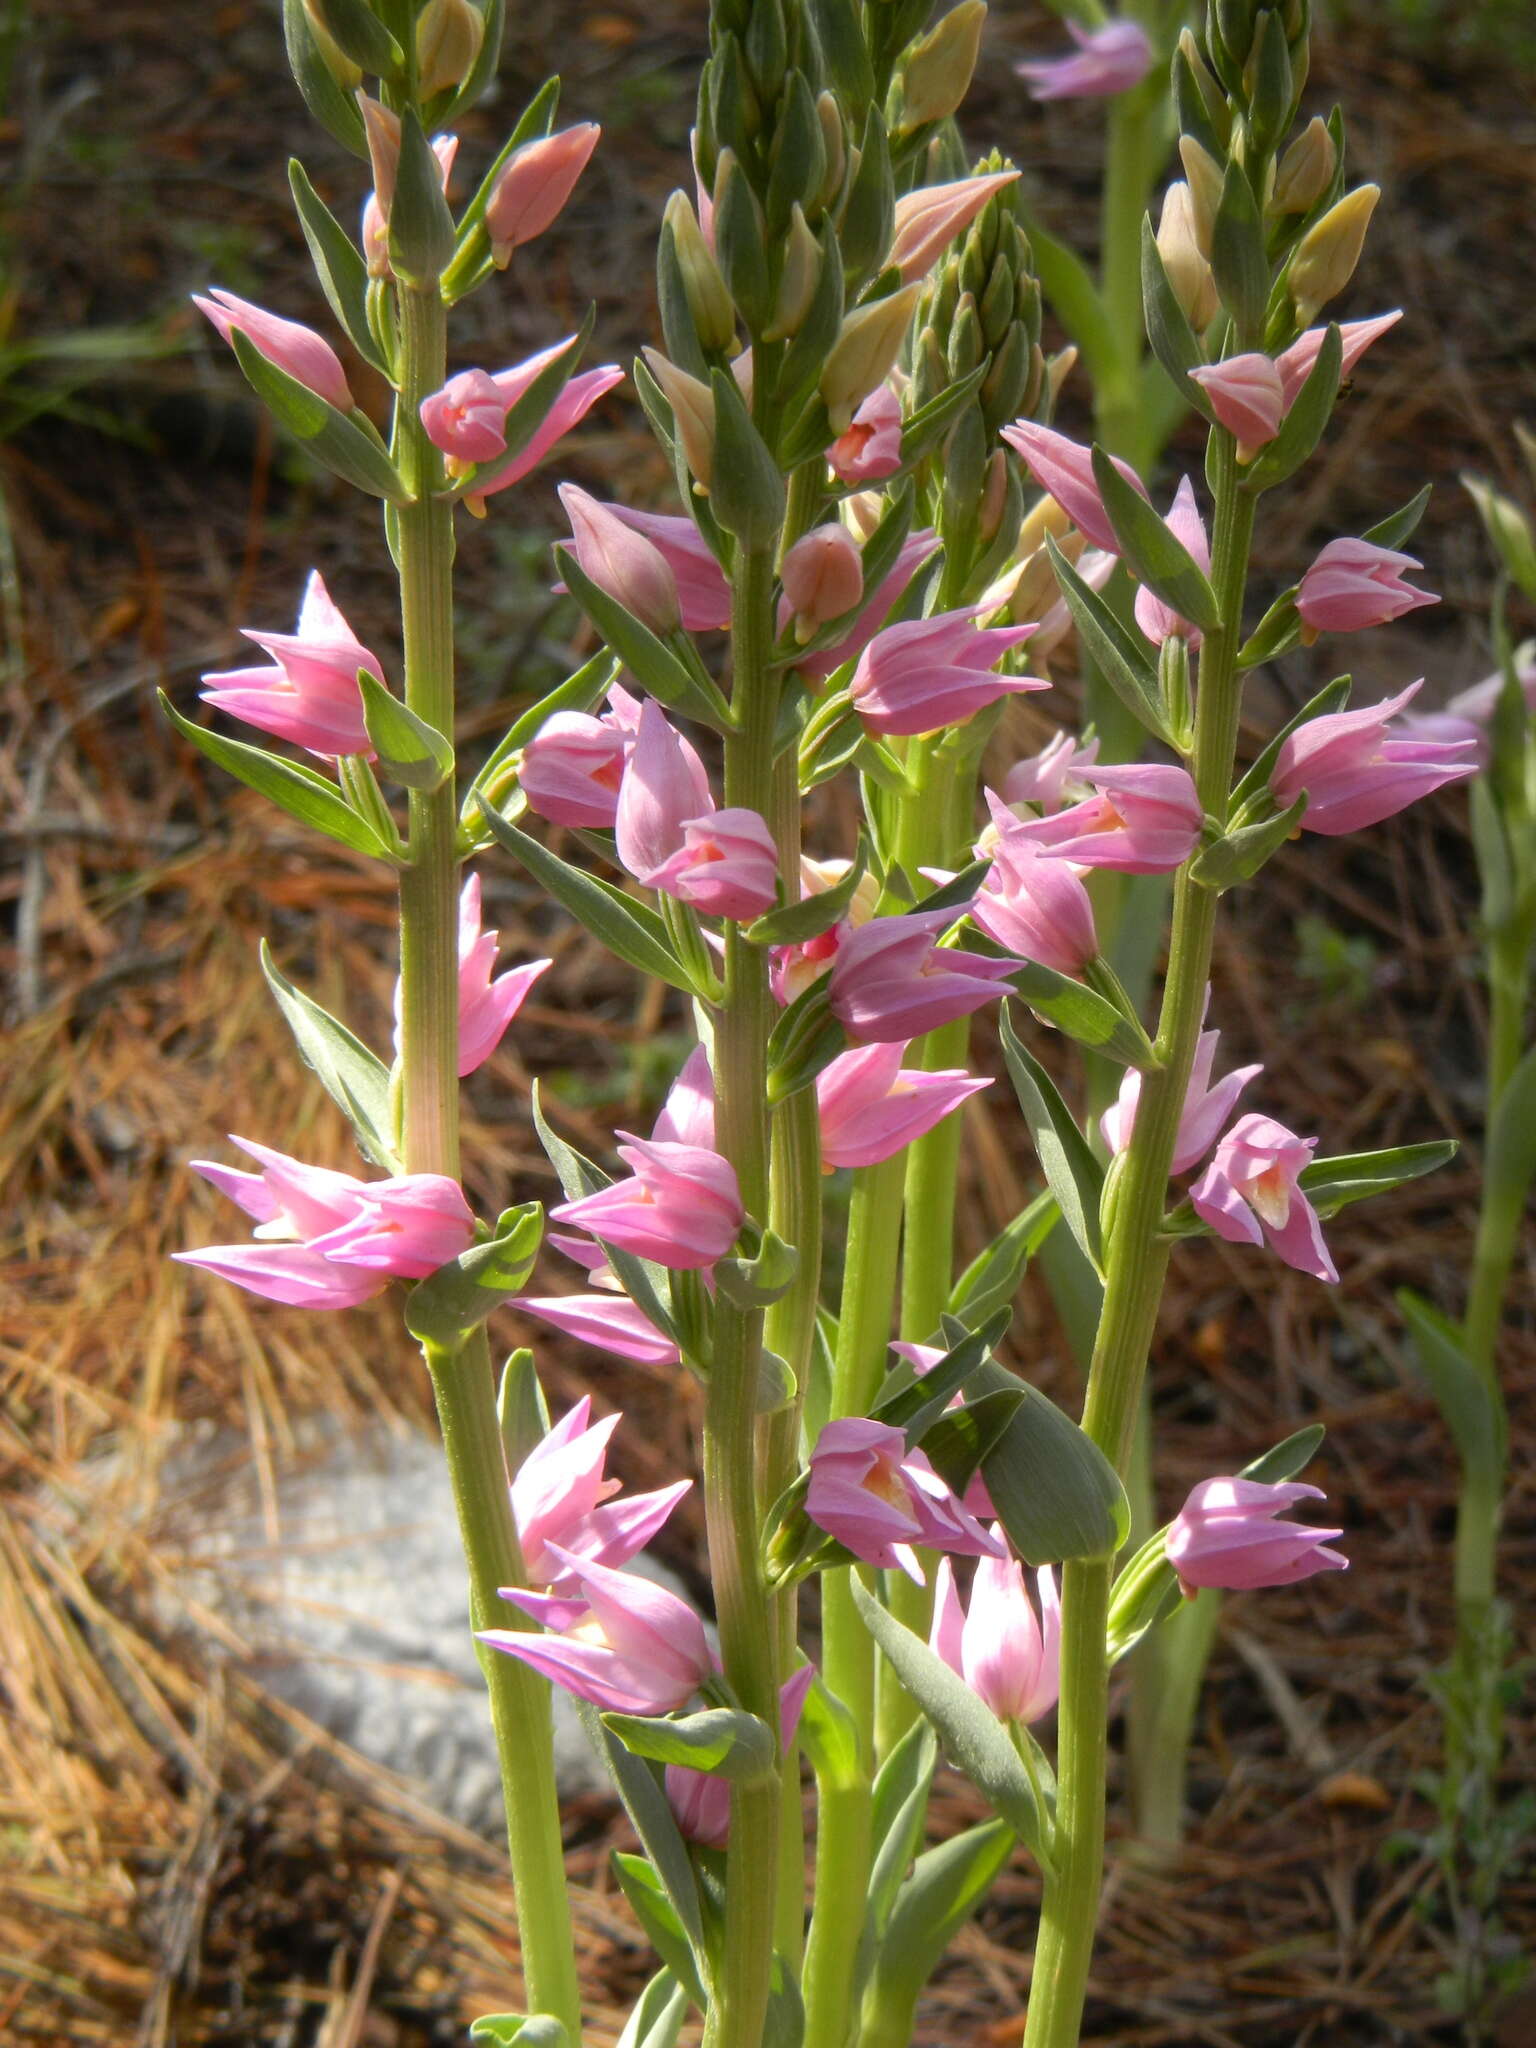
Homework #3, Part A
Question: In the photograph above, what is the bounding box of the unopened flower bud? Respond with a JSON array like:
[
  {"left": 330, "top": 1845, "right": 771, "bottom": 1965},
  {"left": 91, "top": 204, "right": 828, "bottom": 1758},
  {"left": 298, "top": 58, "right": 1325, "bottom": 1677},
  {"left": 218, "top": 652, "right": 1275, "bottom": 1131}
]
[
  {"left": 664, "top": 190, "right": 737, "bottom": 353},
  {"left": 978, "top": 448, "right": 1010, "bottom": 545},
  {"left": 897, "top": 0, "right": 986, "bottom": 131},
  {"left": 820, "top": 285, "right": 922, "bottom": 434},
  {"left": 643, "top": 348, "right": 717, "bottom": 487},
  {"left": 1288, "top": 184, "right": 1379, "bottom": 323},
  {"left": 1177, "top": 135, "right": 1223, "bottom": 258},
  {"left": 1463, "top": 475, "right": 1536, "bottom": 601},
  {"left": 1273, "top": 116, "right": 1336, "bottom": 215},
  {"left": 1156, "top": 183, "right": 1219, "bottom": 331},
  {"left": 815, "top": 91, "right": 847, "bottom": 211},
  {"left": 359, "top": 94, "right": 403, "bottom": 218},
  {"left": 1045, "top": 344, "right": 1077, "bottom": 410},
  {"left": 782, "top": 524, "right": 863, "bottom": 638},
  {"left": 768, "top": 205, "right": 821, "bottom": 340},
  {"left": 301, "top": 0, "right": 363, "bottom": 89},
  {"left": 842, "top": 490, "right": 885, "bottom": 543},
  {"left": 415, "top": 0, "right": 484, "bottom": 97},
  {"left": 485, "top": 124, "right": 601, "bottom": 267},
  {"left": 560, "top": 484, "right": 682, "bottom": 635}
]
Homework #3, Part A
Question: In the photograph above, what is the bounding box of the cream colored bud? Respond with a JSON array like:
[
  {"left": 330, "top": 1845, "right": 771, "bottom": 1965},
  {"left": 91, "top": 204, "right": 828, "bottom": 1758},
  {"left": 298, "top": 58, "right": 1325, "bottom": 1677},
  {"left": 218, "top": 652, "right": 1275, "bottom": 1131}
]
[
  {"left": 416, "top": 0, "right": 484, "bottom": 98},
  {"left": 1289, "top": 184, "right": 1380, "bottom": 322},
  {"left": 1177, "top": 136, "right": 1223, "bottom": 258},
  {"left": 815, "top": 91, "right": 847, "bottom": 209},
  {"left": 1464, "top": 474, "right": 1536, "bottom": 600},
  {"left": 1273, "top": 117, "right": 1337, "bottom": 215},
  {"left": 801, "top": 855, "right": 880, "bottom": 926},
  {"left": 978, "top": 448, "right": 1009, "bottom": 545},
  {"left": 664, "top": 190, "right": 737, "bottom": 353},
  {"left": 642, "top": 348, "right": 716, "bottom": 489},
  {"left": 841, "top": 490, "right": 885, "bottom": 542},
  {"left": 1044, "top": 344, "right": 1078, "bottom": 412},
  {"left": 1156, "top": 182, "right": 1219, "bottom": 330},
  {"left": 1015, "top": 488, "right": 1074, "bottom": 565},
  {"left": 767, "top": 205, "right": 821, "bottom": 341},
  {"left": 302, "top": 0, "right": 363, "bottom": 89},
  {"left": 897, "top": 0, "right": 987, "bottom": 132},
  {"left": 819, "top": 285, "right": 922, "bottom": 434}
]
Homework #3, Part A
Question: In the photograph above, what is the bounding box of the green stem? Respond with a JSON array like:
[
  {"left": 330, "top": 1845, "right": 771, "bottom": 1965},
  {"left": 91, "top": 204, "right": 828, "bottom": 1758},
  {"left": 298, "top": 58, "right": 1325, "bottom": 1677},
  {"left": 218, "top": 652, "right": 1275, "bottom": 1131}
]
[
  {"left": 1095, "top": 81, "right": 1172, "bottom": 473},
  {"left": 703, "top": 543, "right": 782, "bottom": 2048},
  {"left": 391, "top": 279, "right": 579, "bottom": 2035},
  {"left": 1022, "top": 437, "right": 1255, "bottom": 2048}
]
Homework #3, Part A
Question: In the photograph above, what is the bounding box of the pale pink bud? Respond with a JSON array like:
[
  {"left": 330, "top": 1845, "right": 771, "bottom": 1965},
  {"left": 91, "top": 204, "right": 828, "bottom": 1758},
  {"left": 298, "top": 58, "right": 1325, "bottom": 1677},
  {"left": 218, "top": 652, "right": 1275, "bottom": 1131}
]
[
  {"left": 815, "top": 1041, "right": 989, "bottom": 1170},
  {"left": 887, "top": 170, "right": 1020, "bottom": 284},
  {"left": 1133, "top": 476, "right": 1211, "bottom": 646},
  {"left": 1188, "top": 354, "right": 1286, "bottom": 460},
  {"left": 930, "top": 1546, "right": 1060, "bottom": 1723},
  {"left": 193, "top": 288, "right": 354, "bottom": 413},
  {"left": 1276, "top": 311, "right": 1401, "bottom": 410},
  {"left": 519, "top": 693, "right": 636, "bottom": 829},
  {"left": 1016, "top": 17, "right": 1154, "bottom": 99},
  {"left": 511, "top": 1396, "right": 690, "bottom": 1608},
  {"left": 1190, "top": 1113, "right": 1337, "bottom": 1282},
  {"left": 614, "top": 698, "right": 714, "bottom": 882},
  {"left": 590, "top": 505, "right": 732, "bottom": 631},
  {"left": 1270, "top": 680, "right": 1477, "bottom": 834},
  {"left": 483, "top": 1547, "right": 713, "bottom": 1714},
  {"left": 782, "top": 524, "right": 864, "bottom": 634},
  {"left": 850, "top": 607, "right": 1044, "bottom": 737},
  {"left": 796, "top": 531, "right": 941, "bottom": 684},
  {"left": 1295, "top": 537, "right": 1437, "bottom": 637},
  {"left": 421, "top": 368, "right": 511, "bottom": 466},
  {"left": 485, "top": 124, "right": 601, "bottom": 266},
  {"left": 806, "top": 1418, "right": 1004, "bottom": 1583},
  {"left": 1166, "top": 1476, "right": 1346, "bottom": 1593},
  {"left": 828, "top": 908, "right": 1017, "bottom": 1043},
  {"left": 1008, "top": 763, "right": 1203, "bottom": 874},
  {"left": 972, "top": 796, "right": 1099, "bottom": 974},
  {"left": 549, "top": 1133, "right": 743, "bottom": 1270},
  {"left": 651, "top": 1044, "right": 717, "bottom": 1151},
  {"left": 559, "top": 484, "right": 681, "bottom": 635},
  {"left": 1001, "top": 421, "right": 1150, "bottom": 555},
  {"left": 646, "top": 806, "right": 780, "bottom": 922},
  {"left": 827, "top": 381, "right": 904, "bottom": 485},
  {"left": 1000, "top": 730, "right": 1100, "bottom": 813},
  {"left": 1101, "top": 1020, "right": 1261, "bottom": 1175},
  {"left": 199, "top": 568, "right": 383, "bottom": 760}
]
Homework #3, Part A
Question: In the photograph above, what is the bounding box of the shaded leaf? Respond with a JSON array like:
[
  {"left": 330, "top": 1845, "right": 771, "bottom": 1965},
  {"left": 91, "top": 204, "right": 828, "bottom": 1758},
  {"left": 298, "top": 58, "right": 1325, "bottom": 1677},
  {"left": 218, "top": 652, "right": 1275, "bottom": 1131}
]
[
  {"left": 999, "top": 1003, "right": 1103, "bottom": 1266},
  {"left": 602, "top": 1708, "right": 776, "bottom": 1784},
  {"left": 1044, "top": 536, "right": 1170, "bottom": 745},
  {"left": 259, "top": 941, "right": 396, "bottom": 1168},
  {"left": 1092, "top": 446, "right": 1220, "bottom": 633}
]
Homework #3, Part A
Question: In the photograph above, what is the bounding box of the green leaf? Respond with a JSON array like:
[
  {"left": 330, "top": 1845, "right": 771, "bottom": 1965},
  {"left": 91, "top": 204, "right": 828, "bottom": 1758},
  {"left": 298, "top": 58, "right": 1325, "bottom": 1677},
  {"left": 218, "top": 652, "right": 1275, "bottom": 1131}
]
[
  {"left": 797, "top": 1673, "right": 861, "bottom": 1790},
  {"left": 871, "top": 1308, "right": 1011, "bottom": 1443},
  {"left": 615, "top": 1971, "right": 689, "bottom": 2048},
  {"left": 1399, "top": 1290, "right": 1505, "bottom": 1485},
  {"left": 1209, "top": 159, "right": 1270, "bottom": 343},
  {"left": 577, "top": 1696, "right": 705, "bottom": 1950},
  {"left": 867, "top": 1820, "right": 1015, "bottom": 2027},
  {"left": 281, "top": 0, "right": 367, "bottom": 157},
  {"left": 602, "top": 1708, "right": 776, "bottom": 1784},
  {"left": 892, "top": 365, "right": 988, "bottom": 475},
  {"left": 258, "top": 941, "right": 397, "bottom": 1168},
  {"left": 1188, "top": 795, "right": 1308, "bottom": 890},
  {"left": 477, "top": 805, "right": 701, "bottom": 996},
  {"left": 804, "top": 0, "right": 875, "bottom": 112},
  {"left": 1091, "top": 447, "right": 1221, "bottom": 634},
  {"left": 1298, "top": 1139, "right": 1457, "bottom": 1218},
  {"left": 1240, "top": 1424, "right": 1326, "bottom": 1485},
  {"left": 441, "top": 76, "right": 563, "bottom": 301},
  {"left": 388, "top": 108, "right": 456, "bottom": 284},
  {"left": 765, "top": 977, "right": 846, "bottom": 1105},
  {"left": 1362, "top": 483, "right": 1432, "bottom": 553},
  {"left": 405, "top": 1204, "right": 545, "bottom": 1347},
  {"left": 497, "top": 1348, "right": 549, "bottom": 1473},
  {"left": 708, "top": 367, "right": 786, "bottom": 549},
  {"left": 1141, "top": 218, "right": 1212, "bottom": 417},
  {"left": 1241, "top": 323, "right": 1341, "bottom": 491},
  {"left": 969, "top": 1359, "right": 1128, "bottom": 1564},
  {"left": 764, "top": 1956, "right": 805, "bottom": 2048},
  {"left": 1229, "top": 674, "right": 1351, "bottom": 809},
  {"left": 553, "top": 548, "right": 730, "bottom": 729},
  {"left": 493, "top": 320, "right": 594, "bottom": 477},
  {"left": 849, "top": 1579, "right": 1054, "bottom": 1868},
  {"left": 747, "top": 846, "right": 867, "bottom": 946},
  {"left": 159, "top": 692, "right": 396, "bottom": 860},
  {"left": 1044, "top": 535, "right": 1171, "bottom": 746},
  {"left": 999, "top": 1003, "right": 1103, "bottom": 1267},
  {"left": 470, "top": 2018, "right": 568, "bottom": 2048},
  {"left": 919, "top": 1389, "right": 1027, "bottom": 1501},
  {"left": 1235, "top": 587, "right": 1301, "bottom": 670},
  {"left": 1008, "top": 958, "right": 1156, "bottom": 1067},
  {"left": 611, "top": 1855, "right": 708, "bottom": 2010},
  {"left": 948, "top": 1190, "right": 1059, "bottom": 1326},
  {"left": 866, "top": 1721, "right": 938, "bottom": 1941},
  {"left": 358, "top": 672, "right": 454, "bottom": 790},
  {"left": 227, "top": 331, "right": 411, "bottom": 504},
  {"left": 288, "top": 161, "right": 387, "bottom": 373},
  {"left": 430, "top": 0, "right": 505, "bottom": 126},
  {"left": 529, "top": 1085, "right": 679, "bottom": 1344},
  {"left": 1486, "top": 1040, "right": 1536, "bottom": 1230},
  {"left": 307, "top": 0, "right": 401, "bottom": 74},
  {"left": 715, "top": 1229, "right": 800, "bottom": 1312}
]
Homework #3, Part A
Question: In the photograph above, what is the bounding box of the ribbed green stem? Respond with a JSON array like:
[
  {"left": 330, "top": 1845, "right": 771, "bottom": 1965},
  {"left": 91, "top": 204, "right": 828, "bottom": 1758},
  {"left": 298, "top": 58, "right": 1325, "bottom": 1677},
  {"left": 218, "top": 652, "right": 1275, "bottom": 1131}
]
[
  {"left": 392, "top": 280, "right": 579, "bottom": 2036},
  {"left": 703, "top": 544, "right": 782, "bottom": 2048},
  {"left": 1022, "top": 437, "right": 1255, "bottom": 2048},
  {"left": 1094, "top": 80, "right": 1172, "bottom": 473}
]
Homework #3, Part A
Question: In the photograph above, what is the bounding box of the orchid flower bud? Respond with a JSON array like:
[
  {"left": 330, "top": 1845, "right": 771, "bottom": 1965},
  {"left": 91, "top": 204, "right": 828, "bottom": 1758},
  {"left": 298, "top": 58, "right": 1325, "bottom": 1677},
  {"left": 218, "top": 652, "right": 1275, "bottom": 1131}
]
[
  {"left": 886, "top": 170, "right": 1020, "bottom": 286},
  {"left": 1188, "top": 354, "right": 1286, "bottom": 461},
  {"left": 193, "top": 289, "right": 354, "bottom": 414},
  {"left": 1273, "top": 116, "right": 1337, "bottom": 214},
  {"left": 897, "top": 1, "right": 986, "bottom": 130},
  {"left": 300, "top": 0, "right": 363, "bottom": 88},
  {"left": 358, "top": 94, "right": 403, "bottom": 218},
  {"left": 1166, "top": 1477, "right": 1347, "bottom": 1594},
  {"left": 1463, "top": 475, "right": 1536, "bottom": 600},
  {"left": 849, "top": 607, "right": 1043, "bottom": 737},
  {"left": 550, "top": 1133, "right": 744, "bottom": 1270},
  {"left": 1001, "top": 421, "right": 1150, "bottom": 555},
  {"left": 815, "top": 91, "right": 847, "bottom": 209},
  {"left": 1288, "top": 185, "right": 1380, "bottom": 323},
  {"left": 1155, "top": 184, "right": 1219, "bottom": 331},
  {"left": 664, "top": 189, "right": 737, "bottom": 354},
  {"left": 485, "top": 124, "right": 601, "bottom": 266},
  {"left": 1295, "top": 538, "right": 1437, "bottom": 637},
  {"left": 769, "top": 205, "right": 823, "bottom": 341},
  {"left": 1134, "top": 477, "right": 1211, "bottom": 646},
  {"left": 820, "top": 287, "right": 923, "bottom": 435},
  {"left": 781, "top": 524, "right": 863, "bottom": 637},
  {"left": 1176, "top": 135, "right": 1223, "bottom": 257},
  {"left": 643, "top": 347, "right": 717, "bottom": 487},
  {"left": 559, "top": 483, "right": 682, "bottom": 635},
  {"left": 415, "top": 0, "right": 484, "bottom": 99}
]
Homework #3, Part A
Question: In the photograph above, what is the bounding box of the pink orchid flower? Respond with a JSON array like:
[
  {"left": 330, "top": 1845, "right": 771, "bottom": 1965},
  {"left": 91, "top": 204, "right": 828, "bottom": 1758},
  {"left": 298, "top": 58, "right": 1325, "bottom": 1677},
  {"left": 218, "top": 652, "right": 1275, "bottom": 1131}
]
[
  {"left": 1102, "top": 1019, "right": 1262, "bottom": 1175},
  {"left": 450, "top": 873, "right": 550, "bottom": 1076},
  {"left": 815, "top": 1041, "right": 990, "bottom": 1171},
  {"left": 972, "top": 796, "right": 1100, "bottom": 974},
  {"left": 1134, "top": 477, "right": 1211, "bottom": 646},
  {"left": 647, "top": 806, "right": 780, "bottom": 921},
  {"left": 512, "top": 1289, "right": 681, "bottom": 1367},
  {"left": 484, "top": 124, "right": 601, "bottom": 266},
  {"left": 199, "top": 569, "right": 383, "bottom": 760},
  {"left": 1166, "top": 1476, "right": 1347, "bottom": 1594},
  {"left": 1296, "top": 538, "right": 1437, "bottom": 636},
  {"left": 614, "top": 699, "right": 714, "bottom": 881},
  {"left": 806, "top": 1417, "right": 1005, "bottom": 1584},
  {"left": 193, "top": 287, "right": 354, "bottom": 413},
  {"left": 794, "top": 531, "right": 942, "bottom": 684},
  {"left": 849, "top": 607, "right": 1044, "bottom": 737},
  {"left": 1007, "top": 763, "right": 1203, "bottom": 873},
  {"left": 520, "top": 684, "right": 642, "bottom": 829},
  {"left": 593, "top": 505, "right": 732, "bottom": 631},
  {"left": 1017, "top": 18, "right": 1154, "bottom": 100},
  {"left": 1276, "top": 311, "right": 1401, "bottom": 409},
  {"left": 1001, "top": 422, "right": 1150, "bottom": 555},
  {"left": 827, "top": 907, "right": 1017, "bottom": 1043},
  {"left": 887, "top": 170, "right": 1021, "bottom": 284},
  {"left": 550, "top": 1133, "right": 743, "bottom": 1270},
  {"left": 930, "top": 1544, "right": 1061, "bottom": 1724},
  {"left": 1189, "top": 1113, "right": 1337, "bottom": 1282},
  {"left": 1001, "top": 730, "right": 1101, "bottom": 813},
  {"left": 1188, "top": 355, "right": 1287, "bottom": 459},
  {"left": 559, "top": 484, "right": 681, "bottom": 636},
  {"left": 450, "top": 342, "right": 624, "bottom": 514},
  {"left": 828, "top": 381, "right": 904, "bottom": 485},
  {"left": 1270, "top": 680, "right": 1478, "bottom": 834},
  {"left": 781, "top": 524, "right": 864, "bottom": 633}
]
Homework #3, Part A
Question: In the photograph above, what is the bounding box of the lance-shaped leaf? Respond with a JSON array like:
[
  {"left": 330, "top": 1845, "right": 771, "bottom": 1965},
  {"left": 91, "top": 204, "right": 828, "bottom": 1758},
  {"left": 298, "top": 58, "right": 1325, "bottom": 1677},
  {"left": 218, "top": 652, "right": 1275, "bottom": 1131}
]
[
  {"left": 1298, "top": 1139, "right": 1457, "bottom": 1218},
  {"left": 1028, "top": 219, "right": 1118, "bottom": 398},
  {"left": 747, "top": 846, "right": 867, "bottom": 946},
  {"left": 1008, "top": 958, "right": 1156, "bottom": 1067},
  {"left": 288, "top": 161, "right": 387, "bottom": 373},
  {"left": 867, "top": 1820, "right": 1015, "bottom": 2030},
  {"left": 871, "top": 1308, "right": 1011, "bottom": 1444},
  {"left": 307, "top": 0, "right": 402, "bottom": 74},
  {"left": 405, "top": 1203, "right": 545, "bottom": 1347},
  {"left": 850, "top": 1579, "right": 1054, "bottom": 1869},
  {"left": 1188, "top": 794, "right": 1308, "bottom": 890},
  {"left": 497, "top": 1347, "right": 549, "bottom": 1473},
  {"left": 616, "top": 1971, "right": 689, "bottom": 2048},
  {"left": 477, "top": 804, "right": 703, "bottom": 997},
  {"left": 470, "top": 2019, "right": 568, "bottom": 2048},
  {"left": 804, "top": 0, "right": 875, "bottom": 111},
  {"left": 797, "top": 1673, "right": 860, "bottom": 1789},
  {"left": 911, "top": 859, "right": 989, "bottom": 918},
  {"left": 1362, "top": 483, "right": 1432, "bottom": 553},
  {"left": 1235, "top": 586, "right": 1301, "bottom": 670},
  {"left": 1398, "top": 1290, "right": 1505, "bottom": 1485},
  {"left": 1141, "top": 218, "right": 1211, "bottom": 416},
  {"left": 1044, "top": 536, "right": 1171, "bottom": 746},
  {"left": 388, "top": 109, "right": 456, "bottom": 284},
  {"left": 160, "top": 693, "right": 397, "bottom": 861},
  {"left": 865, "top": 1721, "right": 937, "bottom": 1945},
  {"left": 611, "top": 1855, "right": 709, "bottom": 2010},
  {"left": 228, "top": 331, "right": 411, "bottom": 504},
  {"left": 948, "top": 1190, "right": 1059, "bottom": 1327},
  {"left": 891, "top": 365, "right": 988, "bottom": 476},
  {"left": 708, "top": 367, "right": 787, "bottom": 548},
  {"left": 766, "top": 977, "right": 846, "bottom": 1104},
  {"left": 358, "top": 672, "right": 454, "bottom": 790},
  {"left": 1210, "top": 158, "right": 1270, "bottom": 344},
  {"left": 1241, "top": 1423, "right": 1327, "bottom": 1486},
  {"left": 999, "top": 1004, "right": 1103, "bottom": 1268},
  {"left": 969, "top": 1358, "right": 1128, "bottom": 1564},
  {"left": 1486, "top": 1040, "right": 1536, "bottom": 1235},
  {"left": 529, "top": 1084, "right": 679, "bottom": 1344},
  {"left": 259, "top": 941, "right": 396, "bottom": 1169},
  {"left": 920, "top": 1389, "right": 1027, "bottom": 1503},
  {"left": 1229, "top": 674, "right": 1352, "bottom": 809},
  {"left": 1092, "top": 446, "right": 1221, "bottom": 634},
  {"left": 764, "top": 1957, "right": 804, "bottom": 2048},
  {"left": 603, "top": 1708, "right": 776, "bottom": 1784},
  {"left": 281, "top": 0, "right": 367, "bottom": 157},
  {"left": 553, "top": 547, "right": 730, "bottom": 730},
  {"left": 1241, "top": 323, "right": 1341, "bottom": 492},
  {"left": 576, "top": 1697, "right": 706, "bottom": 1952}
]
